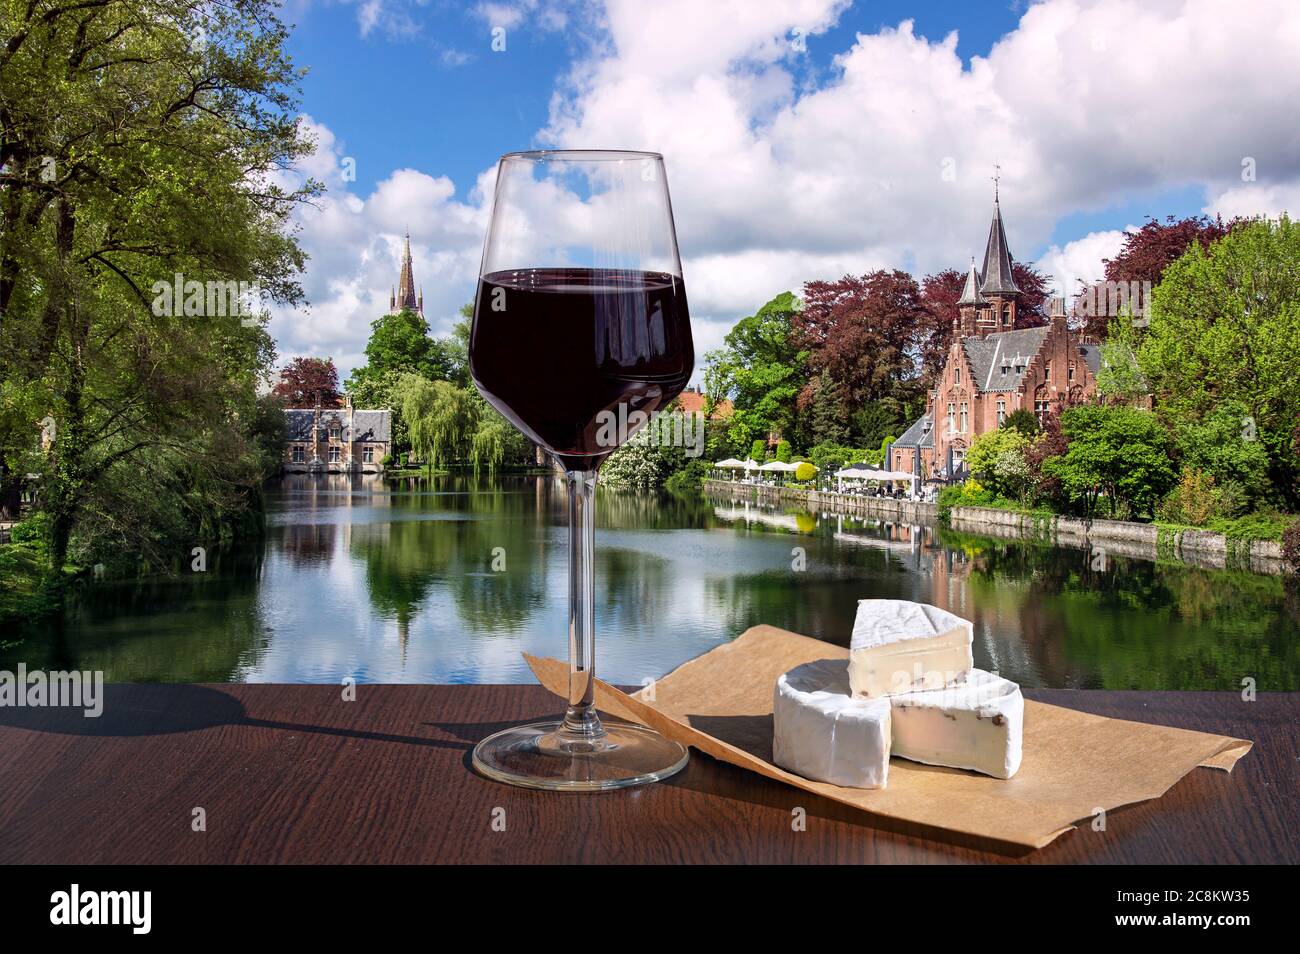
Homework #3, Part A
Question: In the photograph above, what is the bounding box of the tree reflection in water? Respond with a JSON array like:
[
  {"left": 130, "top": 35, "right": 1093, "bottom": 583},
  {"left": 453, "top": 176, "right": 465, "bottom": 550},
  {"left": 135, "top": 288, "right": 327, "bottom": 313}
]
[{"left": 2, "top": 475, "right": 1294, "bottom": 688}]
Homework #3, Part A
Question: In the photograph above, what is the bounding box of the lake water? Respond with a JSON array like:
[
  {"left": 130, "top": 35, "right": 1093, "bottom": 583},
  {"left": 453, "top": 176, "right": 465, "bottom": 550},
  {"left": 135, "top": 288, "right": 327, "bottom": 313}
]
[{"left": 5, "top": 474, "right": 1297, "bottom": 690}]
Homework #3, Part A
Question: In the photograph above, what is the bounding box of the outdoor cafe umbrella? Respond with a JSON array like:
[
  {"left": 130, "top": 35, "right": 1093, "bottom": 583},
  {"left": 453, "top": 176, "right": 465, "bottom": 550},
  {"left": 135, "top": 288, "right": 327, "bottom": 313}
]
[{"left": 834, "top": 463, "right": 876, "bottom": 492}]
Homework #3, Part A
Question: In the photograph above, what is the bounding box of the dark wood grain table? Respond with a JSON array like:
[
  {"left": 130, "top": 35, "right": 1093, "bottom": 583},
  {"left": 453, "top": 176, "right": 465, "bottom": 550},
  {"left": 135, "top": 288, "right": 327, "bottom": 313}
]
[{"left": 0, "top": 685, "right": 1294, "bottom": 864}]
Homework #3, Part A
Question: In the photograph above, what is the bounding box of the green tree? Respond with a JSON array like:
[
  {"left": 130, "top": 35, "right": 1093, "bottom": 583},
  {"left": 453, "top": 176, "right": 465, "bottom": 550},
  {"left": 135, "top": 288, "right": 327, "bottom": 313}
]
[
  {"left": 346, "top": 309, "right": 449, "bottom": 393},
  {"left": 0, "top": 0, "right": 317, "bottom": 574},
  {"left": 1172, "top": 400, "right": 1271, "bottom": 516},
  {"left": 966, "top": 428, "right": 1033, "bottom": 501},
  {"left": 1139, "top": 216, "right": 1300, "bottom": 508},
  {"left": 395, "top": 375, "right": 475, "bottom": 474},
  {"left": 1041, "top": 406, "right": 1177, "bottom": 519},
  {"left": 1001, "top": 408, "right": 1040, "bottom": 439},
  {"left": 1096, "top": 312, "right": 1149, "bottom": 401},
  {"left": 704, "top": 292, "right": 805, "bottom": 452}
]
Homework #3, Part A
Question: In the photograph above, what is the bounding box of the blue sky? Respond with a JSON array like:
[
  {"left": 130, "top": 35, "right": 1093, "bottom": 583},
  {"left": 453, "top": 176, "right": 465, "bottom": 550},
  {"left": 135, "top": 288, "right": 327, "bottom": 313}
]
[{"left": 268, "top": 1, "right": 1298, "bottom": 378}]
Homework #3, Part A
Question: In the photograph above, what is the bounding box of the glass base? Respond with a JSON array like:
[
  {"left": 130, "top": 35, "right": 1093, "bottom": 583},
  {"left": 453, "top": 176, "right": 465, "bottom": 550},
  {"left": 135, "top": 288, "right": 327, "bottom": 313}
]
[{"left": 472, "top": 720, "right": 689, "bottom": 791}]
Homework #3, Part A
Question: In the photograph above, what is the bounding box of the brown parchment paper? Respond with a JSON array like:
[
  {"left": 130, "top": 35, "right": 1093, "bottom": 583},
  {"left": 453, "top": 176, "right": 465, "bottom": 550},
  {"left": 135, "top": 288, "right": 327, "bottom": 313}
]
[{"left": 525, "top": 625, "right": 1253, "bottom": 851}]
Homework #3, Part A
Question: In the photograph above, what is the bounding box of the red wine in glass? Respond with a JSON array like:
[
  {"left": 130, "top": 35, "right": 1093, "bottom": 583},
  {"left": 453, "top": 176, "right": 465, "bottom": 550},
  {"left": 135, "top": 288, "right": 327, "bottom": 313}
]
[{"left": 471, "top": 267, "right": 693, "bottom": 471}]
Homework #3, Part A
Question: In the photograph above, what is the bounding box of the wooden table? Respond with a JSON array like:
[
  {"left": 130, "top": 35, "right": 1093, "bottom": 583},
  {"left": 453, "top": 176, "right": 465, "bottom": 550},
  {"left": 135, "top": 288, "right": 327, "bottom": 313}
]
[{"left": 0, "top": 685, "right": 1294, "bottom": 864}]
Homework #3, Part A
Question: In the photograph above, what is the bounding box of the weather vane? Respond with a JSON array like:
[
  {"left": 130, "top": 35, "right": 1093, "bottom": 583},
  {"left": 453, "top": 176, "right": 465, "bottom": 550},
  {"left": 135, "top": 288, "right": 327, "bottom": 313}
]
[{"left": 991, "top": 163, "right": 1001, "bottom": 202}]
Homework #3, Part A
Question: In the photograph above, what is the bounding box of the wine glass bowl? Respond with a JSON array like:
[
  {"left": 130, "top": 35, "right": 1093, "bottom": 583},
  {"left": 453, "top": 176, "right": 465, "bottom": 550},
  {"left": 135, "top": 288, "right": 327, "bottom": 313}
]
[{"left": 468, "top": 150, "right": 694, "bottom": 790}]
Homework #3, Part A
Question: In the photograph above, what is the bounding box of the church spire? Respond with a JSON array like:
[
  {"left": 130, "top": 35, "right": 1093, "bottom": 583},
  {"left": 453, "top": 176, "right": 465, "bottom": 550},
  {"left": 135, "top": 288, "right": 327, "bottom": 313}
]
[
  {"left": 978, "top": 187, "right": 1020, "bottom": 297},
  {"left": 396, "top": 229, "right": 421, "bottom": 315},
  {"left": 957, "top": 257, "right": 985, "bottom": 306}
]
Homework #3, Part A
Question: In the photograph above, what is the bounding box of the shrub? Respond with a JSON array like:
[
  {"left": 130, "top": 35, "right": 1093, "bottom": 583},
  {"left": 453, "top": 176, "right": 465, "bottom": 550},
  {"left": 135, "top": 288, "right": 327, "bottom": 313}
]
[
  {"left": 664, "top": 458, "right": 712, "bottom": 496},
  {"left": 794, "top": 461, "right": 817, "bottom": 482},
  {"left": 774, "top": 439, "right": 793, "bottom": 462},
  {"left": 1158, "top": 468, "right": 1218, "bottom": 526},
  {"left": 8, "top": 512, "right": 48, "bottom": 548},
  {"left": 749, "top": 439, "right": 767, "bottom": 461}
]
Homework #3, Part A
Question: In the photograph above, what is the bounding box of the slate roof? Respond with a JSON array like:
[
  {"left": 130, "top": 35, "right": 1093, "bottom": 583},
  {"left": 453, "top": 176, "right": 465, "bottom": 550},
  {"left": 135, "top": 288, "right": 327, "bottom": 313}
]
[
  {"left": 978, "top": 200, "right": 1020, "bottom": 297},
  {"left": 956, "top": 260, "right": 986, "bottom": 306},
  {"left": 893, "top": 414, "right": 934, "bottom": 449},
  {"left": 962, "top": 326, "right": 1050, "bottom": 393},
  {"left": 1079, "top": 343, "right": 1102, "bottom": 378},
  {"left": 284, "top": 408, "right": 392, "bottom": 442}
]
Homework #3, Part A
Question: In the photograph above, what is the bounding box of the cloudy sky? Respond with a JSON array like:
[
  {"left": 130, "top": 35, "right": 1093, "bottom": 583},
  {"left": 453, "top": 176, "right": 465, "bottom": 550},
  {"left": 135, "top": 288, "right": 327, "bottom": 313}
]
[{"left": 271, "top": 0, "right": 1300, "bottom": 381}]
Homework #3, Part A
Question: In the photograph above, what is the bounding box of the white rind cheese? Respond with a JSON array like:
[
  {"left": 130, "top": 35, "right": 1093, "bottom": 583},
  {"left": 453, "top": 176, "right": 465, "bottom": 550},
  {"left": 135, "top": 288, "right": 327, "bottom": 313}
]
[
  {"left": 773, "top": 659, "right": 891, "bottom": 789},
  {"left": 889, "top": 669, "right": 1024, "bottom": 779},
  {"left": 848, "top": 599, "right": 974, "bottom": 698}
]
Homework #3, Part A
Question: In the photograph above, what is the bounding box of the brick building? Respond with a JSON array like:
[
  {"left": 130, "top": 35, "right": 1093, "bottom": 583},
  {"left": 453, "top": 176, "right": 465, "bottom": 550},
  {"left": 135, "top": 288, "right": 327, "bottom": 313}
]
[
  {"left": 892, "top": 193, "right": 1099, "bottom": 480},
  {"left": 282, "top": 395, "right": 391, "bottom": 474}
]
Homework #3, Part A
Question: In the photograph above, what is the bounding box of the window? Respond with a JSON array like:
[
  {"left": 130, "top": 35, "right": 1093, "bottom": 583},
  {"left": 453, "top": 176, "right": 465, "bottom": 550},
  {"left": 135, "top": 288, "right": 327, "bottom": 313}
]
[
  {"left": 1015, "top": 364, "right": 1025, "bottom": 375},
  {"left": 329, "top": 446, "right": 341, "bottom": 463},
  {"left": 1003, "top": 305, "right": 1012, "bottom": 325},
  {"left": 997, "top": 400, "right": 1006, "bottom": 425},
  {"left": 1001, "top": 362, "right": 1010, "bottom": 375},
  {"left": 954, "top": 366, "right": 961, "bottom": 384},
  {"left": 363, "top": 445, "right": 374, "bottom": 464},
  {"left": 329, "top": 425, "right": 341, "bottom": 441},
  {"left": 1068, "top": 365, "right": 1075, "bottom": 382},
  {"left": 947, "top": 403, "right": 956, "bottom": 433},
  {"left": 959, "top": 403, "right": 968, "bottom": 433},
  {"left": 291, "top": 445, "right": 305, "bottom": 463},
  {"left": 1044, "top": 360, "right": 1051, "bottom": 380},
  {"left": 1035, "top": 400, "right": 1050, "bottom": 417}
]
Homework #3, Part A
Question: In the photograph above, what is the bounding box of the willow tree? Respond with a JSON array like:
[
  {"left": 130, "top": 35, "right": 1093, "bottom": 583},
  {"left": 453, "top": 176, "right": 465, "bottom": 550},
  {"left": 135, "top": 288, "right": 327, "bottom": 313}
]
[
  {"left": 396, "top": 375, "right": 476, "bottom": 475},
  {"left": 0, "top": 0, "right": 320, "bottom": 573}
]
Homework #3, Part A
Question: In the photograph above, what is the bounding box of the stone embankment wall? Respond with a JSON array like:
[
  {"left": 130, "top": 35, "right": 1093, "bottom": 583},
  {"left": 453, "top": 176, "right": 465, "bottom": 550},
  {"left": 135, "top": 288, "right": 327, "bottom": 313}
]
[{"left": 702, "top": 480, "right": 1284, "bottom": 575}]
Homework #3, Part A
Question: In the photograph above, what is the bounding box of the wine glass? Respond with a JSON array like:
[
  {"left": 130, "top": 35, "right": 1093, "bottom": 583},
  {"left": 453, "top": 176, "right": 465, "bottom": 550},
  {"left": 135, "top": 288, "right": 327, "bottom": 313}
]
[{"left": 468, "top": 150, "right": 694, "bottom": 790}]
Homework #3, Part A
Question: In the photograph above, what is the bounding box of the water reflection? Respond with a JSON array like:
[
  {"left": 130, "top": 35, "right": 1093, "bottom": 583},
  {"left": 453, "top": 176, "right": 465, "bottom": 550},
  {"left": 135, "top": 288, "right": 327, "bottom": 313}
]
[{"left": 3, "top": 476, "right": 1296, "bottom": 690}]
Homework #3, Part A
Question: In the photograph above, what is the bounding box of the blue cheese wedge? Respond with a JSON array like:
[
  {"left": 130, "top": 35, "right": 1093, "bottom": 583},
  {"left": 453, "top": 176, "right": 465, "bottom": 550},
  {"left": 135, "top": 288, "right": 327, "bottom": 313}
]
[
  {"left": 772, "top": 659, "right": 891, "bottom": 789},
  {"left": 848, "top": 599, "right": 974, "bottom": 698},
  {"left": 889, "top": 669, "right": 1024, "bottom": 779}
]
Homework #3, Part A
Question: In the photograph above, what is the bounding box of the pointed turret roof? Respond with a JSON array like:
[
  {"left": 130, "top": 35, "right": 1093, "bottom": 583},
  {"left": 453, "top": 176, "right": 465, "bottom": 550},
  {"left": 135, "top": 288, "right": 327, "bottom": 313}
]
[
  {"left": 957, "top": 258, "right": 986, "bottom": 306},
  {"left": 396, "top": 229, "right": 420, "bottom": 314},
  {"left": 978, "top": 197, "right": 1020, "bottom": 297}
]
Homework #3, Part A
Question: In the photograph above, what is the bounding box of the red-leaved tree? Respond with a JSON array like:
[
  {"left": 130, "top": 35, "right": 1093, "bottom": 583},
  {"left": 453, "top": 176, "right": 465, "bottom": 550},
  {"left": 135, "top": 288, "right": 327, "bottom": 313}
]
[
  {"left": 795, "top": 271, "right": 928, "bottom": 417},
  {"left": 273, "top": 357, "right": 341, "bottom": 406}
]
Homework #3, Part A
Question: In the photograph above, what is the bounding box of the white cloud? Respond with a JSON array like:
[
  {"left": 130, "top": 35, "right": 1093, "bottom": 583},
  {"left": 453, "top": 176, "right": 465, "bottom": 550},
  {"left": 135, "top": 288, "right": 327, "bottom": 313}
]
[
  {"left": 280, "top": 0, "right": 1300, "bottom": 383},
  {"left": 1038, "top": 228, "right": 1129, "bottom": 300},
  {"left": 1206, "top": 181, "right": 1300, "bottom": 221}
]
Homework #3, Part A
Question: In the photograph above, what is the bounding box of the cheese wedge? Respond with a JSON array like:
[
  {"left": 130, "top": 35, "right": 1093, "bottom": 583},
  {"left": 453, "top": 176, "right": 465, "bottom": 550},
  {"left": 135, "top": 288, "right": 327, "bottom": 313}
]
[
  {"left": 772, "top": 659, "right": 891, "bottom": 789},
  {"left": 848, "top": 599, "right": 974, "bottom": 698},
  {"left": 889, "top": 668, "right": 1024, "bottom": 779}
]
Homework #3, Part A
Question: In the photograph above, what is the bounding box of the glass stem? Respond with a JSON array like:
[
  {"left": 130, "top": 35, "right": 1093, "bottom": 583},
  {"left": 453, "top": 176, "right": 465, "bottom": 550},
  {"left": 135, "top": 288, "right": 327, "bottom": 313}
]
[{"left": 561, "top": 467, "right": 604, "bottom": 742}]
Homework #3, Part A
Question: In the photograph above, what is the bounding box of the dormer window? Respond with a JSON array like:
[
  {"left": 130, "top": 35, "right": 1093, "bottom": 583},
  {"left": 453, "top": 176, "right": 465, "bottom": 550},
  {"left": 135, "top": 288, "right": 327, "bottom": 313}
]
[
  {"left": 1001, "top": 362, "right": 1010, "bottom": 375},
  {"left": 1015, "top": 364, "right": 1025, "bottom": 375}
]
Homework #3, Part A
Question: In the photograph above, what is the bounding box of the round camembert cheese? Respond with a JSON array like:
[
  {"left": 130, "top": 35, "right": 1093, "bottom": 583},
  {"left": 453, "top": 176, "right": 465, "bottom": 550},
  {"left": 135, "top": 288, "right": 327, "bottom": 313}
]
[{"left": 772, "top": 659, "right": 891, "bottom": 789}]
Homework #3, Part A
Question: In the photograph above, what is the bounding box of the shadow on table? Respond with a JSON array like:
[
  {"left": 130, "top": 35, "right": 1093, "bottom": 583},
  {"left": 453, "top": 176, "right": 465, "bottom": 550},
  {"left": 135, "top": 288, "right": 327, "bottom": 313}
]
[{"left": 0, "top": 683, "right": 472, "bottom": 751}]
